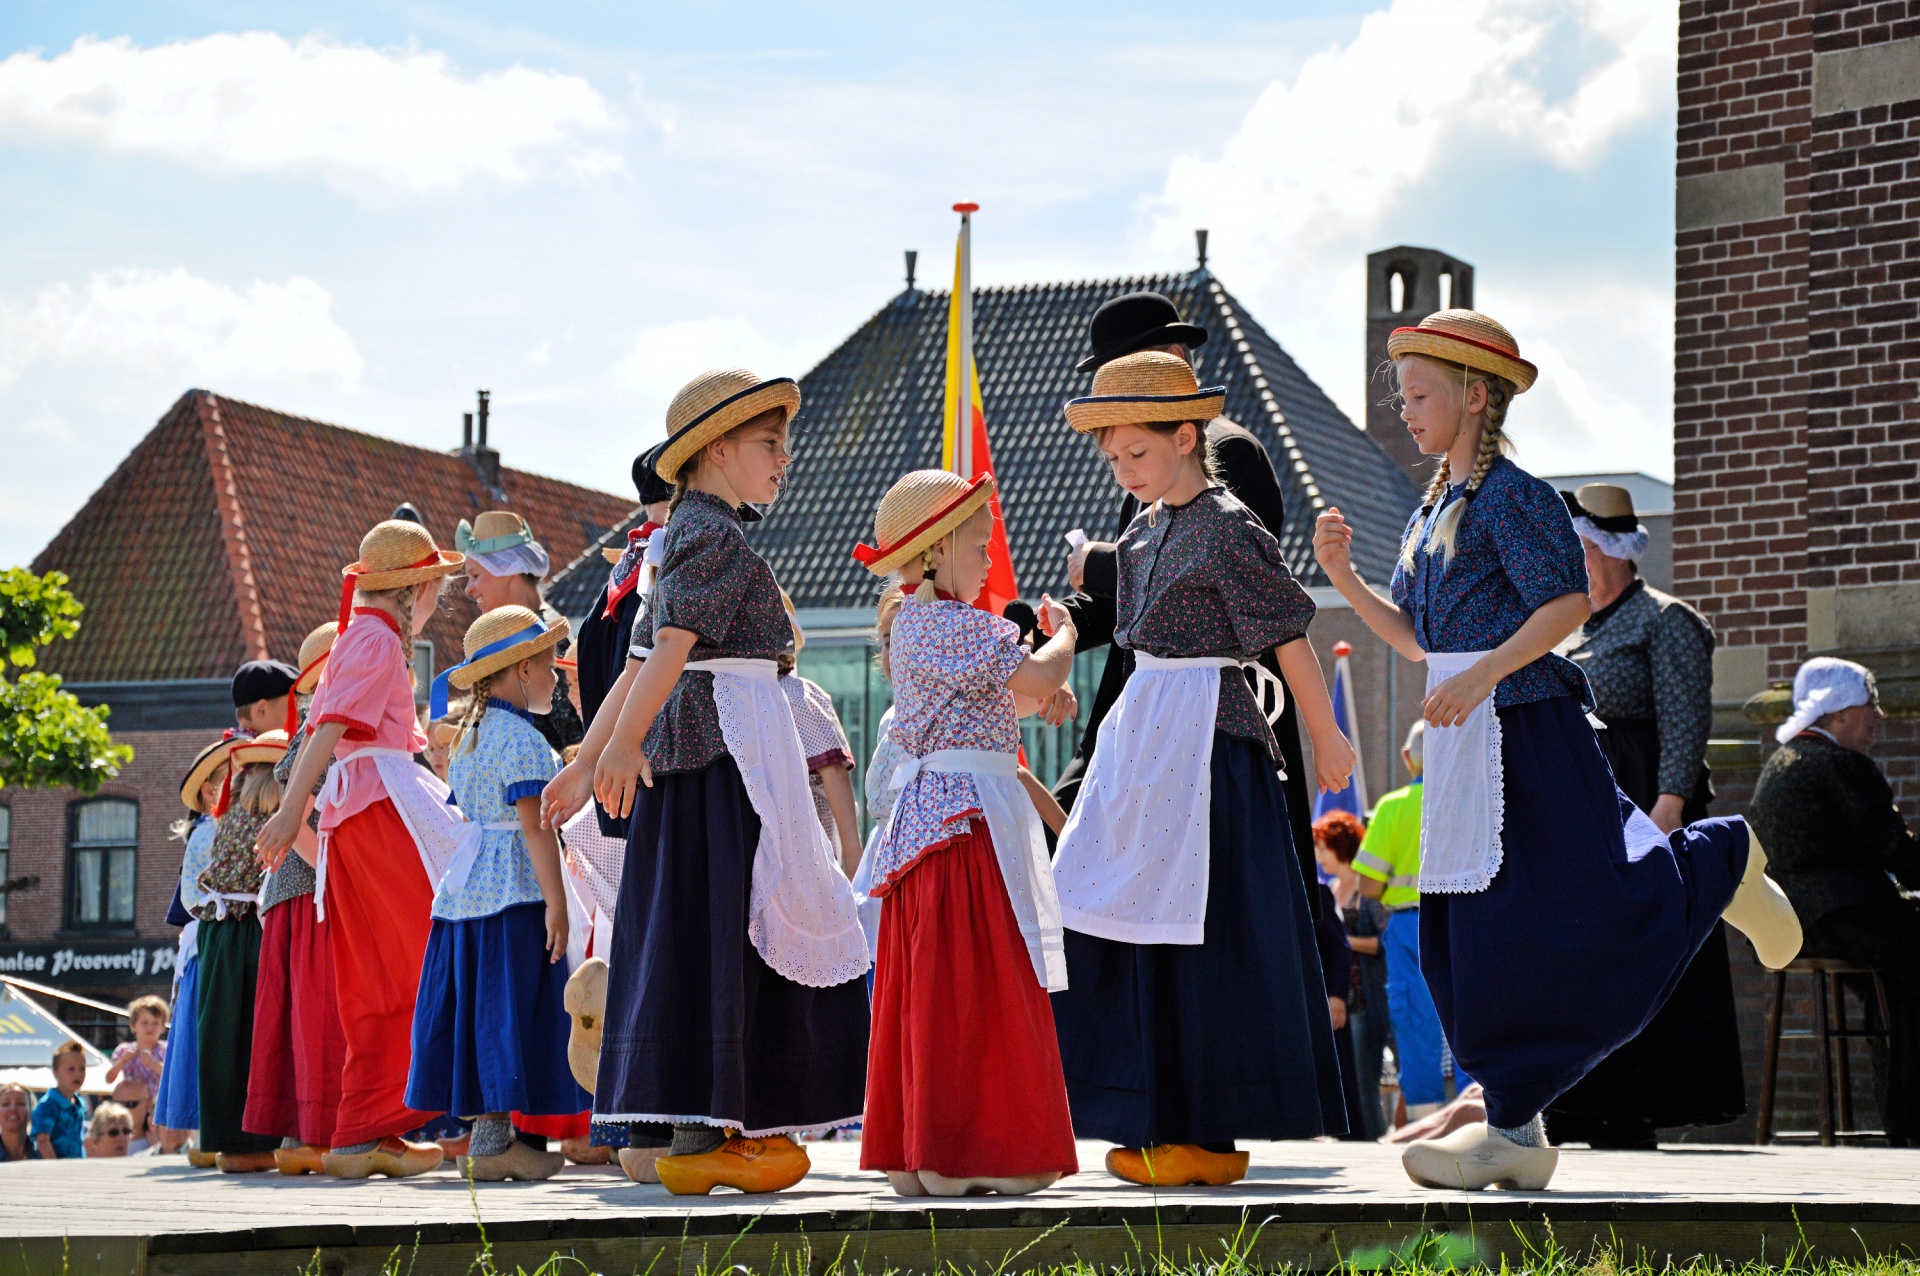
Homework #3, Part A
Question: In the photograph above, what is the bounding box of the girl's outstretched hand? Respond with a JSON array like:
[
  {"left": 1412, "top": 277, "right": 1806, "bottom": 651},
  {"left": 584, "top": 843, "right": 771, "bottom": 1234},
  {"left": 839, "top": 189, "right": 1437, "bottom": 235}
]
[
  {"left": 1036, "top": 593, "right": 1072, "bottom": 638},
  {"left": 1312, "top": 729, "right": 1357, "bottom": 796},
  {"left": 541, "top": 760, "right": 592, "bottom": 829},
  {"left": 1313, "top": 509, "right": 1355, "bottom": 580},
  {"left": 1423, "top": 662, "right": 1499, "bottom": 727}
]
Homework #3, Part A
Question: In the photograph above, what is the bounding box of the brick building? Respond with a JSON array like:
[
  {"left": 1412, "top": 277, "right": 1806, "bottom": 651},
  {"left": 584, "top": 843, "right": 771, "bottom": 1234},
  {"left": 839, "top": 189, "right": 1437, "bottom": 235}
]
[
  {"left": 1676, "top": 0, "right": 1920, "bottom": 1139},
  {"left": 7, "top": 390, "right": 634, "bottom": 1039}
]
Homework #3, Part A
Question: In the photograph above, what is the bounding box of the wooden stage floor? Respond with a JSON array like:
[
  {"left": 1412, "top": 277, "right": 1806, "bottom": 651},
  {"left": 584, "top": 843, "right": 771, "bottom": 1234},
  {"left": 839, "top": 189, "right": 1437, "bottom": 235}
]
[{"left": 5, "top": 1140, "right": 1919, "bottom": 1275}]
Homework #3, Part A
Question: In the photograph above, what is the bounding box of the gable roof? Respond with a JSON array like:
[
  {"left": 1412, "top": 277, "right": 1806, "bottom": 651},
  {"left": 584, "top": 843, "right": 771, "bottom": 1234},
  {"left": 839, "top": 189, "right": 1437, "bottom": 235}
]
[
  {"left": 548, "top": 268, "right": 1420, "bottom": 619},
  {"left": 33, "top": 390, "right": 637, "bottom": 683}
]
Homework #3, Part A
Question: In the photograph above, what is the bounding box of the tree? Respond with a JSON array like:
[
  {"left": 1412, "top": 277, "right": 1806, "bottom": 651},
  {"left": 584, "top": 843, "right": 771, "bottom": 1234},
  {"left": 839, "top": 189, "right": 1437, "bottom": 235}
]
[{"left": 0, "top": 568, "right": 131, "bottom": 793}]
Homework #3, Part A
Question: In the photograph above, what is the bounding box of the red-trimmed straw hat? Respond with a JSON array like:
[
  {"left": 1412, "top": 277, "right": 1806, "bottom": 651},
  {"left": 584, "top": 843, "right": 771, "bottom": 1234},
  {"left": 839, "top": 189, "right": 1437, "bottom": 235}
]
[
  {"left": 179, "top": 735, "right": 238, "bottom": 812},
  {"left": 338, "top": 520, "right": 463, "bottom": 627},
  {"left": 851, "top": 471, "right": 997, "bottom": 577},
  {"left": 1385, "top": 309, "right": 1537, "bottom": 393}
]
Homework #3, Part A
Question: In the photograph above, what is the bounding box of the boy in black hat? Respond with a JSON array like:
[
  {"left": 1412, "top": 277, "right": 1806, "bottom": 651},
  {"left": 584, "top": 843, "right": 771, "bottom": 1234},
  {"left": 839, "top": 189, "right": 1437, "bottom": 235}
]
[
  {"left": 1057, "top": 291, "right": 1315, "bottom": 905},
  {"left": 233, "top": 660, "right": 299, "bottom": 737}
]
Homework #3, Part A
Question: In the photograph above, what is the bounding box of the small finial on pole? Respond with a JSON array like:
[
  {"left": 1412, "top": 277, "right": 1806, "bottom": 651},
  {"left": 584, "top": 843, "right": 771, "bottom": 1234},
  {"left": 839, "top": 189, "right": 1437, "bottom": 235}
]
[
  {"left": 905, "top": 250, "right": 917, "bottom": 292},
  {"left": 1196, "top": 228, "right": 1210, "bottom": 273}
]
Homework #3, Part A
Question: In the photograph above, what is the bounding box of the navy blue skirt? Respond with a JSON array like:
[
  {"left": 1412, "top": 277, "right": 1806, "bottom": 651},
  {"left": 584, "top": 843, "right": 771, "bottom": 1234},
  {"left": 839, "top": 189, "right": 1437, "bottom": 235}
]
[
  {"left": 1050, "top": 732, "right": 1349, "bottom": 1147},
  {"left": 405, "top": 902, "right": 587, "bottom": 1119},
  {"left": 1420, "top": 696, "right": 1748, "bottom": 1130},
  {"left": 594, "top": 754, "right": 870, "bottom": 1135}
]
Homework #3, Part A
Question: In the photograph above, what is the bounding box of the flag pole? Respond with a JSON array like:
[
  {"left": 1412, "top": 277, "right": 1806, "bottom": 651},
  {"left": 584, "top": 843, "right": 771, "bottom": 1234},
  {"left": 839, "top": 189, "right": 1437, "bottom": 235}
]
[{"left": 953, "top": 202, "right": 978, "bottom": 477}]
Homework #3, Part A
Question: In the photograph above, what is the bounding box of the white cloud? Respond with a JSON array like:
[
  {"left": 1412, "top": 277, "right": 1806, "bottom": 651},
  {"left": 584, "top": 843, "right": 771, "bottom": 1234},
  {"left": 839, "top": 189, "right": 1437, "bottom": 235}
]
[
  {"left": 0, "top": 267, "right": 363, "bottom": 387},
  {"left": 611, "top": 316, "right": 828, "bottom": 438},
  {"left": 0, "top": 33, "right": 621, "bottom": 196},
  {"left": 0, "top": 267, "right": 365, "bottom": 557},
  {"left": 1146, "top": 0, "right": 1677, "bottom": 475}
]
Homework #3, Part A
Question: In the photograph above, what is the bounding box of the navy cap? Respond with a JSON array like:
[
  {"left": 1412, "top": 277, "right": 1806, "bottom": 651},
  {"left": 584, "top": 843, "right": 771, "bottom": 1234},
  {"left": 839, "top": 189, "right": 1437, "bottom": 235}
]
[{"left": 232, "top": 659, "right": 299, "bottom": 708}]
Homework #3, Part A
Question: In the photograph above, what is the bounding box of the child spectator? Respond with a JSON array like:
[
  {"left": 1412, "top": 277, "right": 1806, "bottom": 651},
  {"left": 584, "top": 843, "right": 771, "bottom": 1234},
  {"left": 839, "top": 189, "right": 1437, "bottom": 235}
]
[
  {"left": 106, "top": 995, "right": 169, "bottom": 1096},
  {"left": 33, "top": 1040, "right": 89, "bottom": 1159}
]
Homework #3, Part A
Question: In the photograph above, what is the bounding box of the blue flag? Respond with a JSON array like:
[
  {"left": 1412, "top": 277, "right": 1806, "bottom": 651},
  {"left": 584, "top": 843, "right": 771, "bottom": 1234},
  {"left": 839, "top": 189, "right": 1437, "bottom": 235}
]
[{"left": 1312, "top": 648, "right": 1368, "bottom": 823}]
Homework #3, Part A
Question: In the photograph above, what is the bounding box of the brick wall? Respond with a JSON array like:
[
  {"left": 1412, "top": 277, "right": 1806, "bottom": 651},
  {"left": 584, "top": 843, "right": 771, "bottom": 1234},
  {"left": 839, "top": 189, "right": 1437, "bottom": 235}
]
[
  {"left": 0, "top": 728, "right": 218, "bottom": 945},
  {"left": 1807, "top": 1, "right": 1920, "bottom": 596},
  {"left": 1675, "top": 0, "right": 1815, "bottom": 684},
  {"left": 1675, "top": 0, "right": 1919, "bottom": 1142}
]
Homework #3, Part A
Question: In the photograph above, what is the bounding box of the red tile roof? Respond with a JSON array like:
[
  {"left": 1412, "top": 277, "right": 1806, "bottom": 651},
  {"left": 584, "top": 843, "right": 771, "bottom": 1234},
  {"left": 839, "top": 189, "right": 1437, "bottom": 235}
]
[{"left": 32, "top": 390, "right": 637, "bottom": 683}]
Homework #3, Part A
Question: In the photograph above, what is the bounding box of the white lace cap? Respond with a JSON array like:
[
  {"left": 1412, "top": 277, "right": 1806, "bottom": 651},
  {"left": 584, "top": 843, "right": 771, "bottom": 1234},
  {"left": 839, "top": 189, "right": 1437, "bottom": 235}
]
[
  {"left": 1573, "top": 516, "right": 1649, "bottom": 562},
  {"left": 467, "top": 541, "right": 552, "bottom": 580},
  {"left": 1777, "top": 657, "right": 1876, "bottom": 744}
]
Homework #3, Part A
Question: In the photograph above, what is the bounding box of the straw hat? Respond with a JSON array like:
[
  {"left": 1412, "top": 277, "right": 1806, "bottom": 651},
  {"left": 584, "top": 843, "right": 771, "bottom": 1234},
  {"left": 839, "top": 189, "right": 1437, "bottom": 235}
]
[
  {"left": 179, "top": 736, "right": 236, "bottom": 812},
  {"left": 1385, "top": 309, "right": 1537, "bottom": 393},
  {"left": 851, "top": 471, "right": 997, "bottom": 577},
  {"left": 1062, "top": 351, "right": 1227, "bottom": 434},
  {"left": 444, "top": 605, "right": 569, "bottom": 695},
  {"left": 231, "top": 730, "right": 290, "bottom": 768},
  {"left": 342, "top": 520, "right": 463, "bottom": 592},
  {"left": 293, "top": 623, "right": 338, "bottom": 695},
  {"left": 655, "top": 369, "right": 801, "bottom": 484}
]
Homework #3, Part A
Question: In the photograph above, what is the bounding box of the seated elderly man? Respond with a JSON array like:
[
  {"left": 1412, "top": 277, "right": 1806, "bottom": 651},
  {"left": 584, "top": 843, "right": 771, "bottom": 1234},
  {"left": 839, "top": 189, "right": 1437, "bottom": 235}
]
[{"left": 1750, "top": 657, "right": 1920, "bottom": 1147}]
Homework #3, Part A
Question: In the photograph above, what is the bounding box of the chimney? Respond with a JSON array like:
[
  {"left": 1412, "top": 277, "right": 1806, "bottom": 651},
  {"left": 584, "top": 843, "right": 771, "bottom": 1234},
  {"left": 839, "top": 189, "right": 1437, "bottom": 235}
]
[
  {"left": 459, "top": 389, "right": 505, "bottom": 499},
  {"left": 1195, "top": 229, "right": 1210, "bottom": 274},
  {"left": 905, "top": 250, "right": 918, "bottom": 292},
  {"left": 1364, "top": 246, "right": 1474, "bottom": 486}
]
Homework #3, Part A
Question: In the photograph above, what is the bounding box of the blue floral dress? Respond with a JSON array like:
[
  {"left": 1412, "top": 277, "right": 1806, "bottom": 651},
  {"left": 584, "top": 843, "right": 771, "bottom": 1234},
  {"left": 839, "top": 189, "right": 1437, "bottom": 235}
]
[
  {"left": 1388, "top": 456, "right": 1750, "bottom": 1131},
  {"left": 404, "top": 700, "right": 586, "bottom": 1121}
]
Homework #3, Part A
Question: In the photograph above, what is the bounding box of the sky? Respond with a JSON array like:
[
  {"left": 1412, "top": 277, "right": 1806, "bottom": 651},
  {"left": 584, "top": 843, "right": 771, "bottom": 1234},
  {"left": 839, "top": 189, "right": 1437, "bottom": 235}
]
[{"left": 0, "top": 0, "right": 1681, "bottom": 567}]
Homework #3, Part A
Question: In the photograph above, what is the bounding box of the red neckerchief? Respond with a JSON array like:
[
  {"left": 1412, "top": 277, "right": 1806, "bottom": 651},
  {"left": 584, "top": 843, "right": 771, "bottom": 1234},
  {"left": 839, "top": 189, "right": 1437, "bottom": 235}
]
[{"left": 602, "top": 522, "right": 662, "bottom": 619}]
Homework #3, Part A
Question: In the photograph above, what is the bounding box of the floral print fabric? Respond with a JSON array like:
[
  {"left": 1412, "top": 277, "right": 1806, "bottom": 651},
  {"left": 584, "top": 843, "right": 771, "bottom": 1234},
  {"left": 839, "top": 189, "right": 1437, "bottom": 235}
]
[
  {"left": 1390, "top": 455, "right": 1592, "bottom": 710},
  {"left": 868, "top": 598, "right": 1027, "bottom": 892},
  {"left": 1114, "top": 486, "right": 1315, "bottom": 757},
  {"left": 435, "top": 700, "right": 559, "bottom": 921}
]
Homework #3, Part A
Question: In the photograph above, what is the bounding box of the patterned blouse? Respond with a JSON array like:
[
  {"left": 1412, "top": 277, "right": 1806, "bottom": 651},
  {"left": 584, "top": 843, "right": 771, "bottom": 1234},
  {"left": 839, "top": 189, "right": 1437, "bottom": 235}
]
[
  {"left": 262, "top": 701, "right": 328, "bottom": 913},
  {"left": 1114, "top": 486, "right": 1315, "bottom": 757},
  {"left": 177, "top": 815, "right": 217, "bottom": 917},
  {"left": 1567, "top": 579, "right": 1715, "bottom": 798},
  {"left": 632, "top": 491, "right": 795, "bottom": 775},
  {"left": 868, "top": 597, "right": 1028, "bottom": 892},
  {"left": 864, "top": 706, "right": 907, "bottom": 830},
  {"left": 1389, "top": 456, "right": 1592, "bottom": 710},
  {"left": 436, "top": 699, "right": 560, "bottom": 922},
  {"left": 782, "top": 674, "right": 855, "bottom": 844},
  {"left": 194, "top": 805, "right": 269, "bottom": 922}
]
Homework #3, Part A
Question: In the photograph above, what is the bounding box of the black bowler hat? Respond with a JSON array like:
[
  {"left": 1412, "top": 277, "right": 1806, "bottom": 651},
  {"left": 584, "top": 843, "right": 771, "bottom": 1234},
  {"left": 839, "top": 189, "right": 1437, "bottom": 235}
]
[
  {"left": 1077, "top": 291, "right": 1209, "bottom": 373},
  {"left": 632, "top": 443, "right": 673, "bottom": 506},
  {"left": 232, "top": 659, "right": 299, "bottom": 708}
]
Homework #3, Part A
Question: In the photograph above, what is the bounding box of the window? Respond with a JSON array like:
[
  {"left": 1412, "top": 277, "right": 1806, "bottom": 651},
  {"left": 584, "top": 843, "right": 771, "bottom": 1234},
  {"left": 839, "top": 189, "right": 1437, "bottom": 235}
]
[
  {"left": 68, "top": 798, "right": 137, "bottom": 929},
  {"left": 0, "top": 805, "right": 9, "bottom": 928}
]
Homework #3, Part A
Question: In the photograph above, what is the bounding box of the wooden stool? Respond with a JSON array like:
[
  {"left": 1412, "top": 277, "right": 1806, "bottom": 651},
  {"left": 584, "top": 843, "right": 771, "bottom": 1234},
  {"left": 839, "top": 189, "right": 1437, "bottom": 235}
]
[{"left": 1756, "top": 957, "right": 1893, "bottom": 1145}]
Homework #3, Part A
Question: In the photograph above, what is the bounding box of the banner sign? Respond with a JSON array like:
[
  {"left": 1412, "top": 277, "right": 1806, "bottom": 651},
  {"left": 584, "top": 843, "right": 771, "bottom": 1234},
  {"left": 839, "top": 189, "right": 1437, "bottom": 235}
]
[{"left": 0, "top": 941, "right": 177, "bottom": 985}]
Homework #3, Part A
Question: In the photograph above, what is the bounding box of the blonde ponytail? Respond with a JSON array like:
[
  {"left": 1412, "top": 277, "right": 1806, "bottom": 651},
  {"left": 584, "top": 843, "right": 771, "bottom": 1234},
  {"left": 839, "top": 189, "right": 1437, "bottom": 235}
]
[{"left": 913, "top": 546, "right": 939, "bottom": 604}]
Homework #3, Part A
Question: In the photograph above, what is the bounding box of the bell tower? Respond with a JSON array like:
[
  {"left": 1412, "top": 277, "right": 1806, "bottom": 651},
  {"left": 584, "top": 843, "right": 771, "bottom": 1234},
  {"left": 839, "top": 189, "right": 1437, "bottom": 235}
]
[{"left": 1365, "top": 246, "right": 1474, "bottom": 485}]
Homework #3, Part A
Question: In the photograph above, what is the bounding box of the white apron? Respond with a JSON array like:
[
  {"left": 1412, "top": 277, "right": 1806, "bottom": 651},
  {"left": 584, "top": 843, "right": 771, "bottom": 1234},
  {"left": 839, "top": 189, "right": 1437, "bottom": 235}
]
[
  {"left": 1417, "top": 650, "right": 1505, "bottom": 894},
  {"left": 313, "top": 747, "right": 466, "bottom": 922},
  {"left": 1052, "top": 653, "right": 1242, "bottom": 945},
  {"left": 853, "top": 749, "right": 1067, "bottom": 991},
  {"left": 437, "top": 821, "right": 519, "bottom": 898},
  {"left": 689, "top": 658, "right": 869, "bottom": 989}
]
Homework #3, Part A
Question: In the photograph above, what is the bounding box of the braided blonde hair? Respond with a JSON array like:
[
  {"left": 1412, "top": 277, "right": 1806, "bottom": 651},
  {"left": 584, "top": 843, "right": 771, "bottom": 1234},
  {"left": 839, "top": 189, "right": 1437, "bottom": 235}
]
[
  {"left": 451, "top": 676, "right": 499, "bottom": 755},
  {"left": 1396, "top": 357, "right": 1515, "bottom": 572}
]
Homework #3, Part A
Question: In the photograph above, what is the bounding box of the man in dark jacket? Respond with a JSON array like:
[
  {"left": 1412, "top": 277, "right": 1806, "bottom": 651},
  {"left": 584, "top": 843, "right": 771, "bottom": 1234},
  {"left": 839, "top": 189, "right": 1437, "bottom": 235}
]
[
  {"left": 1053, "top": 290, "right": 1317, "bottom": 905},
  {"left": 1750, "top": 657, "right": 1920, "bottom": 1145}
]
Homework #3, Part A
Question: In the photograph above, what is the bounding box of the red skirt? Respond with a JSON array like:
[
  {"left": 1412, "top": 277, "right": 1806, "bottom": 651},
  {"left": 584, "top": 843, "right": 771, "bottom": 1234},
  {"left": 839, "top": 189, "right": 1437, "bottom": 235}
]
[
  {"left": 861, "top": 819, "right": 1078, "bottom": 1178},
  {"left": 325, "top": 797, "right": 440, "bottom": 1146},
  {"left": 244, "top": 892, "right": 346, "bottom": 1146}
]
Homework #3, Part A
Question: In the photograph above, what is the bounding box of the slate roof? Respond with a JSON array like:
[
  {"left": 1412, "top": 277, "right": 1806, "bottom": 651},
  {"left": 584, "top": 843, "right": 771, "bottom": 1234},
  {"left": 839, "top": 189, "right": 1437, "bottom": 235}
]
[
  {"left": 547, "top": 269, "right": 1421, "bottom": 619},
  {"left": 33, "top": 390, "right": 637, "bottom": 683}
]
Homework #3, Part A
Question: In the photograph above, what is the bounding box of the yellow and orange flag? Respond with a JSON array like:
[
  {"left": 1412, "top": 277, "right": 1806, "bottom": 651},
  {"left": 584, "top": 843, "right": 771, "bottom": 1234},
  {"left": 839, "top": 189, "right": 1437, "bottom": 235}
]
[{"left": 941, "top": 203, "right": 1019, "bottom": 616}]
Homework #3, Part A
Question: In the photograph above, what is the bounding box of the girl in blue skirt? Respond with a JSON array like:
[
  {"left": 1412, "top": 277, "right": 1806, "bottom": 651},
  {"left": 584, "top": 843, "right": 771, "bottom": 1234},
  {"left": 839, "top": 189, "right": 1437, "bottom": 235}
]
[
  {"left": 407, "top": 604, "right": 585, "bottom": 1181},
  {"left": 544, "top": 368, "right": 869, "bottom": 1197},
  {"left": 1050, "top": 351, "right": 1357, "bottom": 1188},
  {"left": 1314, "top": 310, "right": 1802, "bottom": 1190},
  {"left": 156, "top": 737, "right": 232, "bottom": 1156}
]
